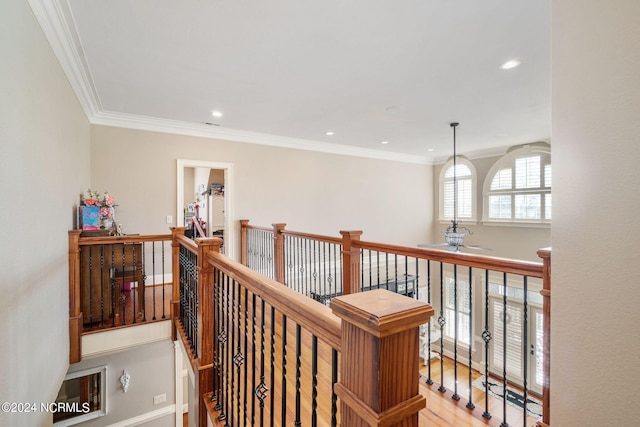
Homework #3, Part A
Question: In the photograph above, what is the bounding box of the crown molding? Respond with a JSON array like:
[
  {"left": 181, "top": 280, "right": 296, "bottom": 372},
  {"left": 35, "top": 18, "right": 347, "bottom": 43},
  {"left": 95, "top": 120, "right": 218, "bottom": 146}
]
[
  {"left": 29, "top": 0, "right": 102, "bottom": 118},
  {"left": 29, "top": 0, "right": 431, "bottom": 165},
  {"left": 92, "top": 111, "right": 431, "bottom": 164}
]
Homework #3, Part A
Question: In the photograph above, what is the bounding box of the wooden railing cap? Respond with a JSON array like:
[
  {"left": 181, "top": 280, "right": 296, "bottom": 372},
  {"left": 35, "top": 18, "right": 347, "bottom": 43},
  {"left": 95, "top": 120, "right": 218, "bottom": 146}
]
[{"left": 331, "top": 289, "right": 434, "bottom": 338}]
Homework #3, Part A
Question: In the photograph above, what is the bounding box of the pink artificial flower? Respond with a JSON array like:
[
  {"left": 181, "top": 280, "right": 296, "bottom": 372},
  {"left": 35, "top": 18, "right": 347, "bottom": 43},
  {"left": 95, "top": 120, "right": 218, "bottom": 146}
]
[
  {"left": 100, "top": 207, "right": 114, "bottom": 219},
  {"left": 84, "top": 198, "right": 98, "bottom": 206},
  {"left": 104, "top": 194, "right": 114, "bottom": 206}
]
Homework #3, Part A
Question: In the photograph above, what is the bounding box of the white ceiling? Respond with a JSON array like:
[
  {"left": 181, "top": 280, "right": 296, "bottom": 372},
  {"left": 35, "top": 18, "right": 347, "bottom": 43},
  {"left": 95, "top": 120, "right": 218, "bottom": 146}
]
[{"left": 35, "top": 0, "right": 550, "bottom": 164}]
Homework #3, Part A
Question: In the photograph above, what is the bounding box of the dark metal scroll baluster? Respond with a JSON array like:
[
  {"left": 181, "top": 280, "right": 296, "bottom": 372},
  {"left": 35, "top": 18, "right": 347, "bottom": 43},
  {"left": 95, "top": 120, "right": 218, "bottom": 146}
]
[
  {"left": 331, "top": 349, "right": 338, "bottom": 427},
  {"left": 523, "top": 276, "right": 529, "bottom": 427},
  {"left": 212, "top": 269, "right": 220, "bottom": 406},
  {"left": 161, "top": 241, "right": 166, "bottom": 319},
  {"left": 121, "top": 245, "right": 126, "bottom": 325},
  {"left": 269, "top": 306, "right": 276, "bottom": 427},
  {"left": 251, "top": 292, "right": 257, "bottom": 426},
  {"left": 88, "top": 246, "right": 94, "bottom": 329},
  {"left": 243, "top": 287, "right": 249, "bottom": 426},
  {"left": 452, "top": 264, "right": 460, "bottom": 401},
  {"left": 482, "top": 269, "right": 492, "bottom": 420},
  {"left": 281, "top": 314, "right": 287, "bottom": 426},
  {"left": 376, "top": 251, "right": 380, "bottom": 289},
  {"left": 132, "top": 245, "right": 137, "bottom": 324},
  {"left": 218, "top": 273, "right": 228, "bottom": 422},
  {"left": 294, "top": 324, "right": 302, "bottom": 427},
  {"left": 152, "top": 242, "right": 156, "bottom": 320},
  {"left": 230, "top": 278, "right": 237, "bottom": 427},
  {"left": 111, "top": 246, "right": 116, "bottom": 327},
  {"left": 467, "top": 266, "right": 475, "bottom": 409},
  {"left": 501, "top": 272, "right": 508, "bottom": 427},
  {"left": 311, "top": 335, "right": 318, "bottom": 426},
  {"left": 100, "top": 246, "right": 105, "bottom": 328},
  {"left": 438, "top": 262, "right": 446, "bottom": 393},
  {"left": 255, "top": 299, "right": 268, "bottom": 427}
]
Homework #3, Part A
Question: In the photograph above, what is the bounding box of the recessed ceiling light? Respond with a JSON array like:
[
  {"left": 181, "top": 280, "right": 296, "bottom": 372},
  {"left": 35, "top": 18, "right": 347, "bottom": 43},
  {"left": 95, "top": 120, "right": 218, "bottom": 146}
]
[
  {"left": 211, "top": 110, "right": 223, "bottom": 118},
  {"left": 325, "top": 131, "right": 335, "bottom": 136},
  {"left": 427, "top": 148, "right": 435, "bottom": 152},
  {"left": 500, "top": 59, "right": 521, "bottom": 70},
  {"left": 381, "top": 141, "right": 389, "bottom": 145}
]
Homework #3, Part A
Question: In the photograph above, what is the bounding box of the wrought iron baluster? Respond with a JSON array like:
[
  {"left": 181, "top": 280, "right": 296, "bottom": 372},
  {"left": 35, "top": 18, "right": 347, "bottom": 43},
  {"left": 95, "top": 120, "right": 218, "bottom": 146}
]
[
  {"left": 217, "top": 273, "right": 228, "bottom": 422},
  {"left": 467, "top": 266, "right": 475, "bottom": 410},
  {"left": 311, "top": 335, "right": 318, "bottom": 426},
  {"left": 251, "top": 292, "right": 256, "bottom": 426},
  {"left": 269, "top": 305, "right": 276, "bottom": 427},
  {"left": 501, "top": 272, "right": 508, "bottom": 427},
  {"left": 453, "top": 264, "right": 460, "bottom": 401},
  {"left": 426, "top": 259, "right": 433, "bottom": 385},
  {"left": 294, "top": 324, "right": 302, "bottom": 427},
  {"left": 438, "top": 262, "right": 446, "bottom": 393},
  {"left": 243, "top": 287, "right": 249, "bottom": 426},
  {"left": 255, "top": 299, "right": 267, "bottom": 427},
  {"left": 88, "top": 246, "right": 94, "bottom": 329},
  {"left": 212, "top": 269, "right": 220, "bottom": 406},
  {"left": 281, "top": 314, "right": 287, "bottom": 426},
  {"left": 230, "top": 278, "right": 237, "bottom": 427},
  {"left": 523, "top": 275, "right": 529, "bottom": 427},
  {"left": 131, "top": 244, "right": 137, "bottom": 324},
  {"left": 111, "top": 246, "right": 116, "bottom": 327},
  {"left": 161, "top": 240, "right": 166, "bottom": 319},
  {"left": 482, "top": 269, "right": 492, "bottom": 420},
  {"left": 331, "top": 349, "right": 338, "bottom": 427},
  {"left": 121, "top": 244, "right": 126, "bottom": 325},
  {"left": 99, "top": 245, "right": 105, "bottom": 328},
  {"left": 152, "top": 242, "right": 156, "bottom": 320}
]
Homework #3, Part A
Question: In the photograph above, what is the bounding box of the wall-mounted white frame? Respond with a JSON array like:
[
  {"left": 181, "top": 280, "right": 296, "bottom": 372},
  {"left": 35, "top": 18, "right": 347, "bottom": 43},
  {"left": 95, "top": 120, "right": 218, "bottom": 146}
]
[
  {"left": 53, "top": 365, "right": 107, "bottom": 426},
  {"left": 176, "top": 159, "right": 235, "bottom": 260}
]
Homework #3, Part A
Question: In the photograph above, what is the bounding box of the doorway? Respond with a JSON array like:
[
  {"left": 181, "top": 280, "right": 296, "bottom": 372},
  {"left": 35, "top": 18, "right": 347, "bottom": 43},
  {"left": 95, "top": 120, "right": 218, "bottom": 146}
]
[{"left": 176, "top": 159, "right": 235, "bottom": 259}]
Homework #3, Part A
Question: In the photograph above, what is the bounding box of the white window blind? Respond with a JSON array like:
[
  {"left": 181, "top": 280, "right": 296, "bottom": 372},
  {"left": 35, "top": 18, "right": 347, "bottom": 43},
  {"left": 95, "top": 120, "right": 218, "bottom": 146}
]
[
  {"left": 444, "top": 278, "right": 471, "bottom": 346},
  {"left": 442, "top": 162, "right": 475, "bottom": 220},
  {"left": 483, "top": 145, "right": 551, "bottom": 223}
]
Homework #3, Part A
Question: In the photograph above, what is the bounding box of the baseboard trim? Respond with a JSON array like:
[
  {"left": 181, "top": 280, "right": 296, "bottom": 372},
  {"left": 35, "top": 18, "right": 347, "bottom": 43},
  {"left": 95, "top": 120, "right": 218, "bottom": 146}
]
[{"left": 106, "top": 404, "right": 175, "bottom": 427}]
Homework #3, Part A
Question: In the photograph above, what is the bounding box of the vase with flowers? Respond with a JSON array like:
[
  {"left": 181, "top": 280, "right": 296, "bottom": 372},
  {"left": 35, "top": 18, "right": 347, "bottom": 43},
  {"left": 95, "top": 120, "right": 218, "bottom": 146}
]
[{"left": 80, "top": 189, "right": 116, "bottom": 231}]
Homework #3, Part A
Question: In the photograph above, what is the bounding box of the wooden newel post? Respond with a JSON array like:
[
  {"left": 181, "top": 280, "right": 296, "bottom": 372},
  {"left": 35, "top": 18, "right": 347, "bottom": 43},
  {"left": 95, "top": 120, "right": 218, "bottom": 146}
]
[
  {"left": 331, "top": 289, "right": 434, "bottom": 427},
  {"left": 341, "top": 230, "right": 363, "bottom": 295},
  {"left": 240, "top": 219, "right": 249, "bottom": 266},
  {"left": 195, "top": 236, "right": 222, "bottom": 427},
  {"left": 272, "top": 223, "right": 287, "bottom": 284},
  {"left": 537, "top": 247, "right": 551, "bottom": 427},
  {"left": 68, "top": 230, "right": 83, "bottom": 364},
  {"left": 170, "top": 227, "right": 186, "bottom": 341}
]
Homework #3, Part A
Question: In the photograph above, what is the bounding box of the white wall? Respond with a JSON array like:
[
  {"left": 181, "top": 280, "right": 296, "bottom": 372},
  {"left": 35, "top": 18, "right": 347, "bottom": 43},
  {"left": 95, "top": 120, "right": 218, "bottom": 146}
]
[
  {"left": 552, "top": 1, "right": 640, "bottom": 425},
  {"left": 90, "top": 124, "right": 434, "bottom": 257},
  {"left": 68, "top": 341, "right": 176, "bottom": 427},
  {"left": 0, "top": 1, "right": 90, "bottom": 426}
]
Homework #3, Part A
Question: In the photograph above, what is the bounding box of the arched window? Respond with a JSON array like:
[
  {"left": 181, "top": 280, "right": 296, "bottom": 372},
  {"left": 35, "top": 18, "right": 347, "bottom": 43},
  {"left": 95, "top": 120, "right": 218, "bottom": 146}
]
[
  {"left": 439, "top": 156, "right": 477, "bottom": 221},
  {"left": 483, "top": 144, "right": 551, "bottom": 224}
]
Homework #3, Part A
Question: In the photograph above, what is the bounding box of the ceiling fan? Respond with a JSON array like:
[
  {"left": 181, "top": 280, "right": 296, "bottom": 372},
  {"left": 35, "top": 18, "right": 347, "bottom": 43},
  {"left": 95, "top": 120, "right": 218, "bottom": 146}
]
[{"left": 419, "top": 122, "right": 492, "bottom": 252}]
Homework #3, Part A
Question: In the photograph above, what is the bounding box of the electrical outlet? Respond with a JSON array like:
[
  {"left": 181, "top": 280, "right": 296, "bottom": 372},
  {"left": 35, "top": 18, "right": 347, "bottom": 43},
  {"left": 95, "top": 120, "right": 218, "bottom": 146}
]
[
  {"left": 153, "top": 393, "right": 166, "bottom": 405},
  {"left": 166, "top": 215, "right": 173, "bottom": 224}
]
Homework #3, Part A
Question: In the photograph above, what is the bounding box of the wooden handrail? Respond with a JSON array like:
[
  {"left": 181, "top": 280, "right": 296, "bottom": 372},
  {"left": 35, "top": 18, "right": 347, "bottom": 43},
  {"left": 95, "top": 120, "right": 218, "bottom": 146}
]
[
  {"left": 280, "top": 229, "right": 343, "bottom": 245},
  {"left": 77, "top": 233, "right": 172, "bottom": 245},
  {"left": 355, "top": 239, "right": 545, "bottom": 278},
  {"left": 205, "top": 250, "right": 342, "bottom": 351}
]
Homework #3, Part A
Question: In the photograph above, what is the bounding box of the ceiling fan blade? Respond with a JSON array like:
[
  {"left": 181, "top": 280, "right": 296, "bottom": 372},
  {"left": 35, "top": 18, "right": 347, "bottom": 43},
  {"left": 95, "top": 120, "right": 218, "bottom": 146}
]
[
  {"left": 417, "top": 243, "right": 449, "bottom": 248},
  {"left": 462, "top": 244, "right": 493, "bottom": 251}
]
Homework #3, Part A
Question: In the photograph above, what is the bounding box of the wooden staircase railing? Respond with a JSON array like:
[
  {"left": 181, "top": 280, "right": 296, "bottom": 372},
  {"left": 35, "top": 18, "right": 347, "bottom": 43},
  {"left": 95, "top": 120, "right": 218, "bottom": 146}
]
[
  {"left": 173, "top": 229, "right": 434, "bottom": 426},
  {"left": 240, "top": 220, "right": 553, "bottom": 426}
]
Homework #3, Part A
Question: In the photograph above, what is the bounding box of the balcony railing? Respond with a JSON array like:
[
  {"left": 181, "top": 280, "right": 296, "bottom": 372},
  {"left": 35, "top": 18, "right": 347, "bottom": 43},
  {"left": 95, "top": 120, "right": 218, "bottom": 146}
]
[
  {"left": 67, "top": 230, "right": 174, "bottom": 362},
  {"left": 173, "top": 229, "right": 433, "bottom": 426},
  {"left": 240, "top": 220, "right": 552, "bottom": 427}
]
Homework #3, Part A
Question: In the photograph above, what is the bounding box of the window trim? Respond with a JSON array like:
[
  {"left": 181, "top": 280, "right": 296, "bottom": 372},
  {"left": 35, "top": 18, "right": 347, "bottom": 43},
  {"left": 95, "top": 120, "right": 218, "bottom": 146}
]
[
  {"left": 439, "top": 156, "right": 478, "bottom": 222},
  {"left": 482, "top": 144, "right": 551, "bottom": 226}
]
